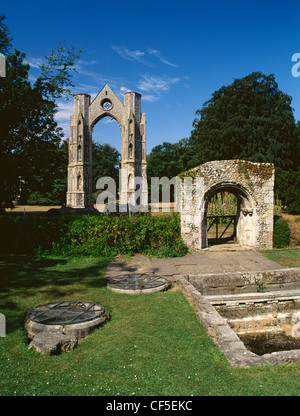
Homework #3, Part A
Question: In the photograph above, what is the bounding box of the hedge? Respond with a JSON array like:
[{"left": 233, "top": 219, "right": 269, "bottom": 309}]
[
  {"left": 273, "top": 217, "right": 290, "bottom": 248},
  {"left": 0, "top": 213, "right": 188, "bottom": 258}
]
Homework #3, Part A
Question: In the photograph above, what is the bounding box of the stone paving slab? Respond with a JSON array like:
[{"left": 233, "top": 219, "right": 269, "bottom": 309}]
[
  {"left": 104, "top": 248, "right": 286, "bottom": 280},
  {"left": 197, "top": 265, "right": 224, "bottom": 274},
  {"left": 171, "top": 252, "right": 206, "bottom": 265},
  {"left": 175, "top": 265, "right": 203, "bottom": 275}
]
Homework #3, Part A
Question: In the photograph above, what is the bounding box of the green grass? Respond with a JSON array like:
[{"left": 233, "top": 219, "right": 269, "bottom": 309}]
[
  {"left": 1, "top": 255, "right": 300, "bottom": 396},
  {"left": 261, "top": 248, "right": 300, "bottom": 268}
]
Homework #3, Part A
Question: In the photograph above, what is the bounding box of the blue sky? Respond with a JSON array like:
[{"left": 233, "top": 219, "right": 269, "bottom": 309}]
[{"left": 2, "top": 0, "right": 300, "bottom": 154}]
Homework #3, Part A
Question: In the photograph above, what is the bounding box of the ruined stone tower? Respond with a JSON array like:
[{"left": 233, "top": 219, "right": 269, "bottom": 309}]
[{"left": 66, "top": 84, "right": 147, "bottom": 208}]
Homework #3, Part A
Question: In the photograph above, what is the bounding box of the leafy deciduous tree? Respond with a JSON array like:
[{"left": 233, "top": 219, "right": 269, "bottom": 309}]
[
  {"left": 92, "top": 142, "right": 121, "bottom": 193},
  {"left": 0, "top": 15, "right": 81, "bottom": 211}
]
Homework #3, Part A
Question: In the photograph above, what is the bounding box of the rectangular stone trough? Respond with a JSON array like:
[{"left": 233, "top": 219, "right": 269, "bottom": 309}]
[{"left": 175, "top": 268, "right": 300, "bottom": 367}]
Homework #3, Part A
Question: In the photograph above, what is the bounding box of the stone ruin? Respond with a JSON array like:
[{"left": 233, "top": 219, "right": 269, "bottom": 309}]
[
  {"left": 65, "top": 84, "right": 275, "bottom": 253},
  {"left": 180, "top": 159, "right": 275, "bottom": 250},
  {"left": 66, "top": 84, "right": 147, "bottom": 209}
]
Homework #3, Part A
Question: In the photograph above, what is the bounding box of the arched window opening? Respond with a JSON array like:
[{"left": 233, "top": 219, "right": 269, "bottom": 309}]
[
  {"left": 77, "top": 145, "right": 82, "bottom": 162},
  {"left": 128, "top": 173, "right": 134, "bottom": 191},
  {"left": 128, "top": 143, "right": 133, "bottom": 159},
  {"left": 77, "top": 174, "right": 83, "bottom": 191},
  {"left": 91, "top": 115, "right": 121, "bottom": 198}
]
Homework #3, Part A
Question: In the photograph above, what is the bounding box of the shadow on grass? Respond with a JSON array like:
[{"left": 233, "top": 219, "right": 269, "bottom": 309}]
[{"left": 0, "top": 255, "right": 111, "bottom": 334}]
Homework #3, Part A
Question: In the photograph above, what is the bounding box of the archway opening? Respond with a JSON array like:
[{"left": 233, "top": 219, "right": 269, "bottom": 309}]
[
  {"left": 203, "top": 183, "right": 253, "bottom": 248},
  {"left": 91, "top": 115, "right": 121, "bottom": 203},
  {"left": 206, "top": 191, "right": 238, "bottom": 246}
]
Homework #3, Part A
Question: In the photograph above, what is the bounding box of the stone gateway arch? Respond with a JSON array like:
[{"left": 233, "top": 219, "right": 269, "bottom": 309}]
[
  {"left": 180, "top": 160, "right": 275, "bottom": 250},
  {"left": 67, "top": 84, "right": 147, "bottom": 208}
]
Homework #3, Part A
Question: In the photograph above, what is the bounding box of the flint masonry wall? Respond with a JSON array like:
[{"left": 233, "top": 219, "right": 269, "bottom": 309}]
[{"left": 180, "top": 160, "right": 275, "bottom": 250}]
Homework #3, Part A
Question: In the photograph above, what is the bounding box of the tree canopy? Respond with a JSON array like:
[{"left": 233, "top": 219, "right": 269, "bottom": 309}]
[
  {"left": 0, "top": 15, "right": 80, "bottom": 211},
  {"left": 147, "top": 142, "right": 183, "bottom": 180},
  {"left": 188, "top": 72, "right": 300, "bottom": 171},
  {"left": 92, "top": 142, "right": 121, "bottom": 193},
  {"left": 146, "top": 72, "right": 300, "bottom": 212}
]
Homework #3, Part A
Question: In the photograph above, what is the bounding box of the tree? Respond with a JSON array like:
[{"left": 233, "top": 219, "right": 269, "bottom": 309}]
[
  {"left": 0, "top": 14, "right": 11, "bottom": 56},
  {"left": 92, "top": 142, "right": 121, "bottom": 193},
  {"left": 23, "top": 139, "right": 69, "bottom": 206},
  {"left": 146, "top": 141, "right": 188, "bottom": 202},
  {"left": 275, "top": 167, "right": 300, "bottom": 214},
  {"left": 146, "top": 141, "right": 185, "bottom": 180},
  {"left": 0, "top": 15, "right": 80, "bottom": 212},
  {"left": 188, "top": 72, "right": 300, "bottom": 171}
]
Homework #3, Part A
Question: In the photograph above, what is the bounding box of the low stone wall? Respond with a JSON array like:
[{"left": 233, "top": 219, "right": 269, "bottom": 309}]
[
  {"left": 187, "top": 268, "right": 300, "bottom": 296},
  {"left": 175, "top": 274, "right": 300, "bottom": 367}
]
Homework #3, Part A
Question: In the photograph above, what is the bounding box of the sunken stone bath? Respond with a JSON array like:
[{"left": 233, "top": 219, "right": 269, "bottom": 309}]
[
  {"left": 175, "top": 267, "right": 300, "bottom": 367},
  {"left": 25, "top": 301, "right": 109, "bottom": 355},
  {"left": 216, "top": 300, "right": 300, "bottom": 356}
]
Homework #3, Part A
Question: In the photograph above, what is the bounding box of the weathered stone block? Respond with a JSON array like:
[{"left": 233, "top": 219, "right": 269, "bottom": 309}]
[{"left": 28, "top": 329, "right": 78, "bottom": 355}]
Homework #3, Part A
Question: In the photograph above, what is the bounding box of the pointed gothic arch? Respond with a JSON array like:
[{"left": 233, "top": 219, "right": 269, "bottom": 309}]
[{"left": 67, "top": 84, "right": 147, "bottom": 208}]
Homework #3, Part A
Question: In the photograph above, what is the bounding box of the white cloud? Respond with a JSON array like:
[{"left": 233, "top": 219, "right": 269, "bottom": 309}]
[
  {"left": 120, "top": 86, "right": 131, "bottom": 94},
  {"left": 112, "top": 46, "right": 179, "bottom": 69},
  {"left": 25, "top": 57, "right": 44, "bottom": 69},
  {"left": 77, "top": 59, "right": 97, "bottom": 66},
  {"left": 112, "top": 46, "right": 146, "bottom": 63},
  {"left": 28, "top": 74, "right": 38, "bottom": 83},
  {"left": 148, "top": 49, "right": 178, "bottom": 68},
  {"left": 142, "top": 94, "right": 160, "bottom": 102},
  {"left": 55, "top": 101, "right": 74, "bottom": 122},
  {"left": 137, "top": 75, "right": 181, "bottom": 95}
]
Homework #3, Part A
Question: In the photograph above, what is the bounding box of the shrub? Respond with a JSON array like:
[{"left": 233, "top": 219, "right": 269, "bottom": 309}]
[
  {"left": 51, "top": 214, "right": 187, "bottom": 258},
  {"left": 0, "top": 214, "right": 70, "bottom": 255},
  {"left": 0, "top": 213, "right": 188, "bottom": 258},
  {"left": 275, "top": 168, "right": 300, "bottom": 215},
  {"left": 273, "top": 217, "right": 290, "bottom": 248}
]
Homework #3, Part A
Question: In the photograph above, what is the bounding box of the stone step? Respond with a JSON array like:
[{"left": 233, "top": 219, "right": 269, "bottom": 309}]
[{"left": 206, "top": 289, "right": 300, "bottom": 306}]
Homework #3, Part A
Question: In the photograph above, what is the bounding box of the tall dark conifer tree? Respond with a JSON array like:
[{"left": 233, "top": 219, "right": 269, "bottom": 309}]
[{"left": 188, "top": 72, "right": 300, "bottom": 171}]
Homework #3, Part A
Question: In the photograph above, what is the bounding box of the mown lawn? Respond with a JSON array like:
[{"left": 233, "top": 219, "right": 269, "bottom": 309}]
[
  {"left": 1, "top": 255, "right": 300, "bottom": 396},
  {"left": 262, "top": 247, "right": 300, "bottom": 268}
]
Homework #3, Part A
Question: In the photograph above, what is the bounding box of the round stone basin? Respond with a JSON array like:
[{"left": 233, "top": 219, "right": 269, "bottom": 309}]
[
  {"left": 107, "top": 273, "right": 169, "bottom": 294},
  {"left": 25, "top": 301, "right": 109, "bottom": 340}
]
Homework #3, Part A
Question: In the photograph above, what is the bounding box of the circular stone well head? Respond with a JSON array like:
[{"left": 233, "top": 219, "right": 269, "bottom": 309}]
[
  {"left": 107, "top": 273, "right": 169, "bottom": 294},
  {"left": 25, "top": 301, "right": 109, "bottom": 340}
]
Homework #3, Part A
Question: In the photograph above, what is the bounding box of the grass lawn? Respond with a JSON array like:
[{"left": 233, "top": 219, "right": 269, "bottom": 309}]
[
  {"left": 1, "top": 255, "right": 300, "bottom": 396},
  {"left": 261, "top": 247, "right": 300, "bottom": 268}
]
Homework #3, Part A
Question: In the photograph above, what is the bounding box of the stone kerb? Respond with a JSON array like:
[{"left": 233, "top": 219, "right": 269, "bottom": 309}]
[{"left": 187, "top": 268, "right": 300, "bottom": 297}]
